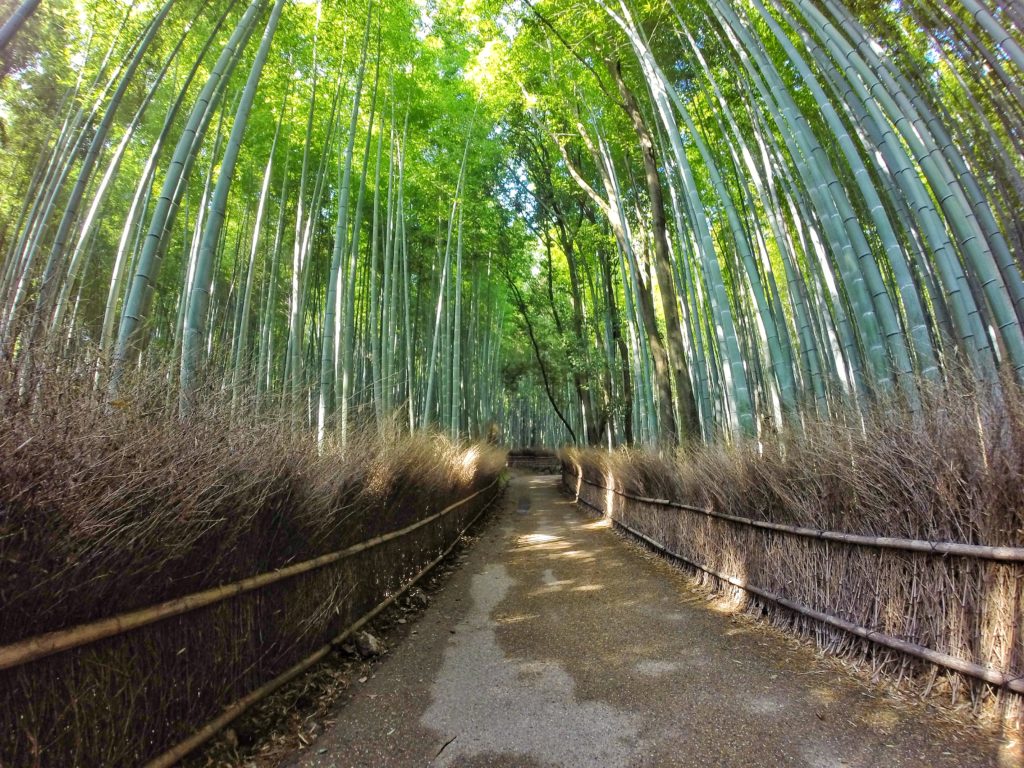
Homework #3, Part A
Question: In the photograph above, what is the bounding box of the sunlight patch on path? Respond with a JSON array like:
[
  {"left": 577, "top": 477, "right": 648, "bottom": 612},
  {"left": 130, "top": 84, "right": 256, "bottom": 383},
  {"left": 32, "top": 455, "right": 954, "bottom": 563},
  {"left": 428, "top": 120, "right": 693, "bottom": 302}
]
[{"left": 422, "top": 563, "right": 642, "bottom": 766}]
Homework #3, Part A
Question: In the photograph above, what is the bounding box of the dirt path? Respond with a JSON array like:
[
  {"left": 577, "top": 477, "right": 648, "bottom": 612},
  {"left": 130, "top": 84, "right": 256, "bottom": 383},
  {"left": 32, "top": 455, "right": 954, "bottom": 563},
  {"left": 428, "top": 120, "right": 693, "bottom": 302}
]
[{"left": 286, "top": 473, "right": 1017, "bottom": 767}]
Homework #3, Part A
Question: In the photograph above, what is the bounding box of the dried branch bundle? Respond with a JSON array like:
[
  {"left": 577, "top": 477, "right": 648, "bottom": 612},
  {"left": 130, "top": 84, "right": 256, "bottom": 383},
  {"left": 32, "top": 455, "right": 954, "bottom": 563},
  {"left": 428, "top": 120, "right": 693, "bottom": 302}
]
[{"left": 0, "top": 359, "right": 505, "bottom": 766}]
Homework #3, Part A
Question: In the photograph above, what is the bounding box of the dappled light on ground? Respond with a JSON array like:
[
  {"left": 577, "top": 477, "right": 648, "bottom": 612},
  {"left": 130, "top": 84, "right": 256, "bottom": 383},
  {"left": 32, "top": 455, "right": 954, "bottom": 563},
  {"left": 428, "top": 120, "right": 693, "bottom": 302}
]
[{"left": 282, "top": 474, "right": 1018, "bottom": 768}]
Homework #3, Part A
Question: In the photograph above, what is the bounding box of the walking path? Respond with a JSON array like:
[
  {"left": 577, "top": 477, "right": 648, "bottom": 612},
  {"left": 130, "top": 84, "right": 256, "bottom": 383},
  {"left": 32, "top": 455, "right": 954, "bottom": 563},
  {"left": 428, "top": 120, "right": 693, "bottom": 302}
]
[{"left": 288, "top": 473, "right": 1016, "bottom": 767}]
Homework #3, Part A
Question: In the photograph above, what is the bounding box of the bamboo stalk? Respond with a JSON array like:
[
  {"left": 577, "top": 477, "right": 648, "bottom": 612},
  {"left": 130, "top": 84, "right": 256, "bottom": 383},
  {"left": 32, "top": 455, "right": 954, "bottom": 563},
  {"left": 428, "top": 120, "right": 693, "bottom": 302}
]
[
  {"left": 110, "top": 0, "right": 263, "bottom": 393},
  {"left": 0, "top": 0, "right": 41, "bottom": 50},
  {"left": 0, "top": 478, "right": 500, "bottom": 672},
  {"left": 569, "top": 473, "right": 1024, "bottom": 561}
]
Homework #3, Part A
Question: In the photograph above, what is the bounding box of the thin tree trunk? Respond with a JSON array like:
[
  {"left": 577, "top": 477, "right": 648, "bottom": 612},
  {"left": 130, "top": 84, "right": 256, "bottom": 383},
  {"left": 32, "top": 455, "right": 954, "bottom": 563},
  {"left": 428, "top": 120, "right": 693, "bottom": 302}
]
[
  {"left": 111, "top": 0, "right": 262, "bottom": 394},
  {"left": 611, "top": 58, "right": 699, "bottom": 443}
]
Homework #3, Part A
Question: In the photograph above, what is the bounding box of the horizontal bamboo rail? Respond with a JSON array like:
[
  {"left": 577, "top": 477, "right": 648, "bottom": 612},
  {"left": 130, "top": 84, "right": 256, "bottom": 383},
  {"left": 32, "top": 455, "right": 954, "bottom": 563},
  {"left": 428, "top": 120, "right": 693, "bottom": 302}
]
[
  {"left": 0, "top": 477, "right": 501, "bottom": 672},
  {"left": 572, "top": 474, "right": 1024, "bottom": 561},
  {"left": 569, "top": 480, "right": 1024, "bottom": 695},
  {"left": 145, "top": 484, "right": 501, "bottom": 768}
]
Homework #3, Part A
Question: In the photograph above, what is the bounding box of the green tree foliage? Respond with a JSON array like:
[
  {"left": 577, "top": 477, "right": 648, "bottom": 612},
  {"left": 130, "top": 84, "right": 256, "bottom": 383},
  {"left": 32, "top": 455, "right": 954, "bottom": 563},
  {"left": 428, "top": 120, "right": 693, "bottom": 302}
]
[{"left": 0, "top": 0, "right": 1022, "bottom": 447}]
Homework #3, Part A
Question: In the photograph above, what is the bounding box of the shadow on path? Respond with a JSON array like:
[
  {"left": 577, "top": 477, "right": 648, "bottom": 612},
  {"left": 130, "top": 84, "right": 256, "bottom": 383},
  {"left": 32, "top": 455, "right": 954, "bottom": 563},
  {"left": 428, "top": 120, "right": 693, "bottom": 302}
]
[{"left": 287, "top": 473, "right": 1017, "bottom": 767}]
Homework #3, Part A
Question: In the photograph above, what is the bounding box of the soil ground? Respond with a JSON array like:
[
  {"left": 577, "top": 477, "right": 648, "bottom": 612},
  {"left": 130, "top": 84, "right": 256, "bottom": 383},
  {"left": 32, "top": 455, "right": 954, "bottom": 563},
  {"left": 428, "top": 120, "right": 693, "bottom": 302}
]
[{"left": 282, "top": 472, "right": 1021, "bottom": 768}]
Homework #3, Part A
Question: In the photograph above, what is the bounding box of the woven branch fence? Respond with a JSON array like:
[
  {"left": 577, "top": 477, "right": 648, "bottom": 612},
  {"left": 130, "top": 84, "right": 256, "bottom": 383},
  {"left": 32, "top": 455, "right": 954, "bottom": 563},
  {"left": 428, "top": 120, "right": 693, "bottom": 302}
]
[
  {"left": 0, "top": 476, "right": 503, "bottom": 767},
  {"left": 506, "top": 449, "right": 561, "bottom": 473},
  {"left": 561, "top": 460, "right": 1024, "bottom": 722}
]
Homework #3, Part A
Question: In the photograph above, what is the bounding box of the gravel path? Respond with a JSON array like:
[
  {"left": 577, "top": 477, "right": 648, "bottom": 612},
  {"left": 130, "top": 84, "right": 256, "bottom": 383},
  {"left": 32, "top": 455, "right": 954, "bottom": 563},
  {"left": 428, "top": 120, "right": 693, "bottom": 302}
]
[{"left": 286, "top": 473, "right": 1018, "bottom": 767}]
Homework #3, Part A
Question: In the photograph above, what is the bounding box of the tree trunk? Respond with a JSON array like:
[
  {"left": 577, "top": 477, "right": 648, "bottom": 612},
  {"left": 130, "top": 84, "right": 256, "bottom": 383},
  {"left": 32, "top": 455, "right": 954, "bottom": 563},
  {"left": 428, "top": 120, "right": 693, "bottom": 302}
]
[{"left": 611, "top": 58, "right": 699, "bottom": 443}]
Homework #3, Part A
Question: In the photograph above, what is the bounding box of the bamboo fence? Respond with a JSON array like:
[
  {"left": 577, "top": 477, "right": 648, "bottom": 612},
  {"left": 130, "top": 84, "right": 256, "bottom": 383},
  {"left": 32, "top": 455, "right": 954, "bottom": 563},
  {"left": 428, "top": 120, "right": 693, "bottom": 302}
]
[
  {"left": 562, "top": 462, "right": 1024, "bottom": 716},
  {"left": 0, "top": 476, "right": 503, "bottom": 767}
]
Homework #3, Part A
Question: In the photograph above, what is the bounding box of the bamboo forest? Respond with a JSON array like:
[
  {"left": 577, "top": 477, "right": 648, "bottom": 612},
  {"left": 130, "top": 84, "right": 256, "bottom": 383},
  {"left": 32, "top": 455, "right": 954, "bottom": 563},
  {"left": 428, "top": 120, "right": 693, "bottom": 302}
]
[
  {"left": 3, "top": 0, "right": 1023, "bottom": 447},
  {"left": 2, "top": 0, "right": 1024, "bottom": 765}
]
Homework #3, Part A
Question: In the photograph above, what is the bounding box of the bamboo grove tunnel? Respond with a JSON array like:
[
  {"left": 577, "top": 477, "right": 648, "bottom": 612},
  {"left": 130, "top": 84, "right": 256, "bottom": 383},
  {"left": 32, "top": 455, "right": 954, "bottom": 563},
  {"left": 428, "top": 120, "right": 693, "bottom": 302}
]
[
  {"left": 1, "top": 0, "right": 1024, "bottom": 765},
  {"left": 2, "top": 0, "right": 1024, "bottom": 445}
]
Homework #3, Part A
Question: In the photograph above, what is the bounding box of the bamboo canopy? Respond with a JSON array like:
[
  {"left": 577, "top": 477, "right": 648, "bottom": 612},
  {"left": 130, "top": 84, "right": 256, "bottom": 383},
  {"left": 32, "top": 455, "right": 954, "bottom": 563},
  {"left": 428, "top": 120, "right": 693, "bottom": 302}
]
[{"left": 0, "top": 0, "right": 1021, "bottom": 445}]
